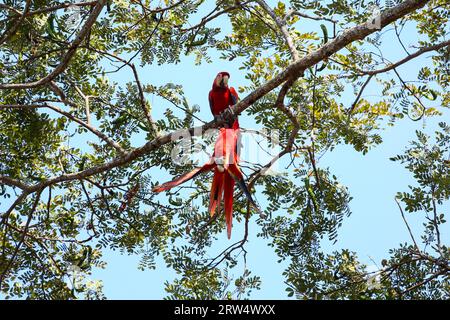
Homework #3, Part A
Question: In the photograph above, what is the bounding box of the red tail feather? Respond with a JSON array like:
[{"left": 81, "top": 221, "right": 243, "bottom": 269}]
[
  {"left": 209, "top": 168, "right": 225, "bottom": 217},
  {"left": 152, "top": 162, "right": 214, "bottom": 193},
  {"left": 223, "top": 172, "right": 235, "bottom": 239}
]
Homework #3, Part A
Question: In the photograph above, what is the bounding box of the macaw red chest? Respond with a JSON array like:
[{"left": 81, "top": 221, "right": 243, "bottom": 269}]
[{"left": 210, "top": 89, "right": 232, "bottom": 115}]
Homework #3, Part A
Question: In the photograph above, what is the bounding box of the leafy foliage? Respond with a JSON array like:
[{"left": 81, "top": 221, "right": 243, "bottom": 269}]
[{"left": 0, "top": 0, "right": 448, "bottom": 299}]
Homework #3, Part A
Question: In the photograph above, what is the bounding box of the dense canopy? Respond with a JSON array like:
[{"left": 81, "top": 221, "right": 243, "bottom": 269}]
[{"left": 0, "top": 0, "right": 449, "bottom": 299}]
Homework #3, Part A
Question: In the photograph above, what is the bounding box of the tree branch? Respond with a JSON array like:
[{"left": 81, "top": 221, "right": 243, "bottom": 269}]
[
  {"left": 0, "top": 0, "right": 432, "bottom": 198},
  {"left": 0, "top": 176, "right": 32, "bottom": 191},
  {"left": 0, "top": 102, "right": 126, "bottom": 155},
  {"left": 358, "top": 39, "right": 450, "bottom": 76},
  {"left": 0, "top": 0, "right": 32, "bottom": 46},
  {"left": 255, "top": 0, "right": 300, "bottom": 61},
  {"left": 395, "top": 197, "right": 420, "bottom": 252},
  {"left": 0, "top": 0, "right": 106, "bottom": 89},
  {"left": 284, "top": 9, "right": 338, "bottom": 24},
  {"left": 348, "top": 74, "right": 374, "bottom": 116},
  {"left": 0, "top": 189, "right": 43, "bottom": 286}
]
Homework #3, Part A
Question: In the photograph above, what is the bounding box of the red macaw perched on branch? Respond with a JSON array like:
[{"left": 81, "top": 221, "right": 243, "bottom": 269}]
[
  {"left": 153, "top": 72, "right": 259, "bottom": 239},
  {"left": 209, "top": 71, "right": 240, "bottom": 128}
]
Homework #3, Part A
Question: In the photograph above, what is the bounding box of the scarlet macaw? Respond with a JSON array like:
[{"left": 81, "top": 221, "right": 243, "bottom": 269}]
[
  {"left": 209, "top": 71, "right": 240, "bottom": 128},
  {"left": 153, "top": 72, "right": 258, "bottom": 239}
]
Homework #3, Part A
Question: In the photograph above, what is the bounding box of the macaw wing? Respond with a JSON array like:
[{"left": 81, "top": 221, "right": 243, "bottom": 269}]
[
  {"left": 208, "top": 90, "right": 214, "bottom": 116},
  {"left": 153, "top": 161, "right": 215, "bottom": 193},
  {"left": 229, "top": 87, "right": 239, "bottom": 105},
  {"left": 226, "top": 164, "right": 259, "bottom": 210}
]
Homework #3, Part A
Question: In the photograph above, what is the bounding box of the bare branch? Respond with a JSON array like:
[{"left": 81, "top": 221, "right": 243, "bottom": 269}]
[
  {"left": 131, "top": 0, "right": 187, "bottom": 13},
  {"left": 395, "top": 197, "right": 420, "bottom": 252},
  {"left": 393, "top": 68, "right": 426, "bottom": 121},
  {"left": 359, "top": 39, "right": 450, "bottom": 76},
  {"left": 255, "top": 0, "right": 300, "bottom": 61},
  {"left": 181, "top": 1, "right": 251, "bottom": 32},
  {"left": 348, "top": 74, "right": 374, "bottom": 116},
  {"left": 73, "top": 85, "right": 93, "bottom": 126},
  {"left": 130, "top": 62, "right": 157, "bottom": 133},
  {"left": 284, "top": 9, "right": 338, "bottom": 24},
  {"left": 84, "top": 47, "right": 158, "bottom": 132},
  {"left": 205, "top": 204, "right": 251, "bottom": 270},
  {"left": 44, "top": 103, "right": 126, "bottom": 155},
  {"left": 249, "top": 78, "right": 300, "bottom": 184},
  {"left": 431, "top": 192, "right": 443, "bottom": 257}
]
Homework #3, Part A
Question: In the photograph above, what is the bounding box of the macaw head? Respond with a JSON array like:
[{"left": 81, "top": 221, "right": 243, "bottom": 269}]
[{"left": 213, "top": 71, "right": 230, "bottom": 89}]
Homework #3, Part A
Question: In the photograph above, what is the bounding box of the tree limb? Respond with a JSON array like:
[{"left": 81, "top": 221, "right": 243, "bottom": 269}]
[
  {"left": 255, "top": 0, "right": 300, "bottom": 61},
  {"left": 0, "top": 0, "right": 432, "bottom": 197},
  {"left": 358, "top": 39, "right": 450, "bottom": 76}
]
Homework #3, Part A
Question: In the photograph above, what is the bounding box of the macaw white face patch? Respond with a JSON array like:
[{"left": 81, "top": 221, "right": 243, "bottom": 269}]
[
  {"left": 222, "top": 75, "right": 229, "bottom": 87},
  {"left": 215, "top": 74, "right": 229, "bottom": 87}
]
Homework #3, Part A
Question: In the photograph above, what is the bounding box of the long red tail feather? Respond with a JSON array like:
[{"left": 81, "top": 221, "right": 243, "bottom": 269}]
[
  {"left": 223, "top": 172, "right": 235, "bottom": 239},
  {"left": 153, "top": 162, "right": 214, "bottom": 193},
  {"left": 209, "top": 168, "right": 224, "bottom": 217}
]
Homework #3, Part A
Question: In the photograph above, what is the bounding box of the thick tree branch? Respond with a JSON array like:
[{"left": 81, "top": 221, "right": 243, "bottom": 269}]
[
  {"left": 231, "top": 0, "right": 432, "bottom": 116},
  {"left": 0, "top": 176, "right": 32, "bottom": 191}
]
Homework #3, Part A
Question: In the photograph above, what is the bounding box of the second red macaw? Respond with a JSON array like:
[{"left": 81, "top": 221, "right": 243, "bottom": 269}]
[{"left": 153, "top": 72, "right": 258, "bottom": 239}]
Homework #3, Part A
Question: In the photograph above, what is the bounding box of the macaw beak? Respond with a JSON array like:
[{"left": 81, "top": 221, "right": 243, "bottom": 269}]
[{"left": 220, "top": 75, "right": 229, "bottom": 88}]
